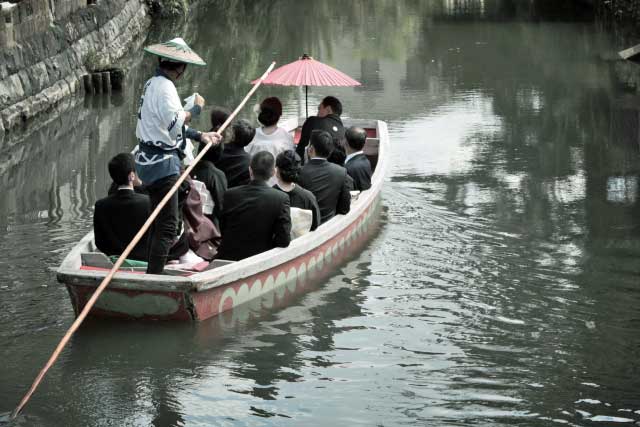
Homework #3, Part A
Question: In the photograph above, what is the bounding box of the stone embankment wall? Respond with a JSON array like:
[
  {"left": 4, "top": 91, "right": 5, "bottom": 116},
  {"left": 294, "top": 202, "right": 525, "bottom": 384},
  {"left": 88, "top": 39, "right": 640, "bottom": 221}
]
[{"left": 0, "top": 0, "right": 151, "bottom": 135}]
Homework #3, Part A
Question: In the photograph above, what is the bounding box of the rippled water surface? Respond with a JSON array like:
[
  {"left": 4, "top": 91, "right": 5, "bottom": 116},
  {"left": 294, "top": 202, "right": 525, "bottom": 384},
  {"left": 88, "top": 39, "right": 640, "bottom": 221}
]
[{"left": 1, "top": 1, "right": 640, "bottom": 426}]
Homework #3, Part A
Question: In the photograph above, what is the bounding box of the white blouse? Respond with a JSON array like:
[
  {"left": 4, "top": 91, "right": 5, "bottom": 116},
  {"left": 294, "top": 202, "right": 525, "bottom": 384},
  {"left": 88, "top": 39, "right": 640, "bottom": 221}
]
[{"left": 245, "top": 126, "right": 294, "bottom": 159}]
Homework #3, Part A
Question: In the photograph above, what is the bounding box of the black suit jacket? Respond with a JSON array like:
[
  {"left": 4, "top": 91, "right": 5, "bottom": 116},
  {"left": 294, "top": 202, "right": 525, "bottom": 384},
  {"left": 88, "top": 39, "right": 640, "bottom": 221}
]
[
  {"left": 94, "top": 189, "right": 150, "bottom": 261},
  {"left": 215, "top": 144, "right": 251, "bottom": 188},
  {"left": 345, "top": 153, "right": 372, "bottom": 191},
  {"left": 296, "top": 114, "right": 345, "bottom": 163},
  {"left": 217, "top": 181, "right": 291, "bottom": 261},
  {"left": 298, "top": 158, "right": 352, "bottom": 224}
]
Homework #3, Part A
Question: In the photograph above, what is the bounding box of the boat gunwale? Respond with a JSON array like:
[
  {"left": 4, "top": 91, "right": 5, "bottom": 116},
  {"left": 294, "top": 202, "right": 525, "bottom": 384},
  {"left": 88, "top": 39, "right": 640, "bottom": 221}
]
[{"left": 56, "top": 118, "right": 388, "bottom": 294}]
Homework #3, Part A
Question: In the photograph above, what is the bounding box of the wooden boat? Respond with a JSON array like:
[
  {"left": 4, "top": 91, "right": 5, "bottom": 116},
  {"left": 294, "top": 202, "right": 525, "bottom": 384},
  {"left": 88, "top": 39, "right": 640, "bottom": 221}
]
[{"left": 56, "top": 118, "right": 388, "bottom": 321}]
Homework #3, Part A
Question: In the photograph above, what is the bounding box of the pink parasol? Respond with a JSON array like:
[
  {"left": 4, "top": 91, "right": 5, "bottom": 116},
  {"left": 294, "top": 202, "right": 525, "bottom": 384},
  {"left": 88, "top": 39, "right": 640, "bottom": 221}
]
[{"left": 252, "top": 54, "right": 361, "bottom": 116}]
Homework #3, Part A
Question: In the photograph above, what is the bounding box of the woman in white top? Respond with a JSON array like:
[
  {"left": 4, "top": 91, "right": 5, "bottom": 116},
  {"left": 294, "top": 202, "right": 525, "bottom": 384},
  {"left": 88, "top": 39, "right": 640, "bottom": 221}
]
[{"left": 245, "top": 97, "right": 294, "bottom": 159}]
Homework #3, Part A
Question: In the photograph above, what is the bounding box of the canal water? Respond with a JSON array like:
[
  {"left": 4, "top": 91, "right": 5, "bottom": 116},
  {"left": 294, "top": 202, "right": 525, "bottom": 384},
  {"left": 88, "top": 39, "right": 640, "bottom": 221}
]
[{"left": 1, "top": 1, "right": 640, "bottom": 425}]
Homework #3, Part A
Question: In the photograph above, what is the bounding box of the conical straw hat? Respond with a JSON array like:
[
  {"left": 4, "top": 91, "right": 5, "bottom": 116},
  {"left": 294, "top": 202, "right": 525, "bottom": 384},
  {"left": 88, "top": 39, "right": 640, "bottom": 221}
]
[{"left": 144, "top": 37, "right": 206, "bottom": 66}]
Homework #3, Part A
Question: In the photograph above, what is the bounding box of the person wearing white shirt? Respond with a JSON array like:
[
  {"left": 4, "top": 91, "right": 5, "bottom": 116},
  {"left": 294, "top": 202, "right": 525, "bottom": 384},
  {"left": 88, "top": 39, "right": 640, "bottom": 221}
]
[
  {"left": 245, "top": 97, "right": 294, "bottom": 160},
  {"left": 135, "top": 37, "right": 221, "bottom": 274}
]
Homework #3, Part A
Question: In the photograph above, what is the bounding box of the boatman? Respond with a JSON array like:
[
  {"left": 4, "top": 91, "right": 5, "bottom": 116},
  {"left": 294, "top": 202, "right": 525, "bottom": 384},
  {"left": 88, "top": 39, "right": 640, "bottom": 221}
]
[{"left": 135, "top": 37, "right": 221, "bottom": 274}]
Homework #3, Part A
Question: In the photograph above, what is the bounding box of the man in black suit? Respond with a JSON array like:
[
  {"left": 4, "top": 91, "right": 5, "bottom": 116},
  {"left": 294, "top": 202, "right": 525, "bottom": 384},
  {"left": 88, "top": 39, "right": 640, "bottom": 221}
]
[
  {"left": 296, "top": 96, "right": 345, "bottom": 164},
  {"left": 344, "top": 126, "right": 372, "bottom": 191},
  {"left": 217, "top": 151, "right": 291, "bottom": 261},
  {"left": 94, "top": 153, "right": 150, "bottom": 261},
  {"left": 298, "top": 130, "right": 352, "bottom": 224},
  {"left": 215, "top": 119, "right": 255, "bottom": 188}
]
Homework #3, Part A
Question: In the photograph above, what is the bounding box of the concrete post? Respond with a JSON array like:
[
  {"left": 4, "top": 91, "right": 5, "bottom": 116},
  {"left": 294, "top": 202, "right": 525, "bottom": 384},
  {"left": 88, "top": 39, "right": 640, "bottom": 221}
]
[
  {"left": 83, "top": 74, "right": 93, "bottom": 94},
  {"left": 91, "top": 73, "right": 102, "bottom": 94},
  {"left": 110, "top": 69, "right": 125, "bottom": 91},
  {"left": 101, "top": 71, "right": 111, "bottom": 93}
]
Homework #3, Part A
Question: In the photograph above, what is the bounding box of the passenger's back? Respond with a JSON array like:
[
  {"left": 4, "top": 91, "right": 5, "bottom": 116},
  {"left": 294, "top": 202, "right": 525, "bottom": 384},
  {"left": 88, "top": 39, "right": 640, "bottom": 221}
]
[
  {"left": 298, "top": 158, "right": 351, "bottom": 224},
  {"left": 217, "top": 182, "right": 291, "bottom": 261}
]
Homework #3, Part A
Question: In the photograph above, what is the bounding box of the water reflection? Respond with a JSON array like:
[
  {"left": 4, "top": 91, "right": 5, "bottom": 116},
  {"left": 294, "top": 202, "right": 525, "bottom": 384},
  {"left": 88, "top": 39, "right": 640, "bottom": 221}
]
[{"left": 1, "top": 0, "right": 640, "bottom": 426}]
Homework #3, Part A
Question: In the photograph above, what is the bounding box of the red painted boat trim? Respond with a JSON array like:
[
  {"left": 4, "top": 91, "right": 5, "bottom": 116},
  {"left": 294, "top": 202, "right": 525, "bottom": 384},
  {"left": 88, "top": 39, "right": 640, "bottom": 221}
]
[
  {"left": 191, "top": 197, "right": 380, "bottom": 320},
  {"left": 66, "top": 196, "right": 381, "bottom": 321}
]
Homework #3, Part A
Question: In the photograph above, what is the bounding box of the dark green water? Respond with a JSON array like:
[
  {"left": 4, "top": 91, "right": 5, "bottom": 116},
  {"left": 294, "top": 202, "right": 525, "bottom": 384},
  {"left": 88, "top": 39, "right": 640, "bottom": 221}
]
[{"left": 1, "top": 1, "right": 640, "bottom": 425}]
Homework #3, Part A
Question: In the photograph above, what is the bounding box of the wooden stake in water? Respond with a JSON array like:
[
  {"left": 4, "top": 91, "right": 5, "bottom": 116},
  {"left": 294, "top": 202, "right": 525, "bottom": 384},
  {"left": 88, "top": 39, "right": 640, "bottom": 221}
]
[{"left": 10, "top": 61, "right": 276, "bottom": 420}]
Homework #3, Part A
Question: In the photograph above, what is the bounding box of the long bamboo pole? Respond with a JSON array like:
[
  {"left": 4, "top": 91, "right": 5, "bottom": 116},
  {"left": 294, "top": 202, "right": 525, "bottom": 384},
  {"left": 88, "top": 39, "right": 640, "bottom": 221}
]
[{"left": 10, "top": 61, "right": 276, "bottom": 420}]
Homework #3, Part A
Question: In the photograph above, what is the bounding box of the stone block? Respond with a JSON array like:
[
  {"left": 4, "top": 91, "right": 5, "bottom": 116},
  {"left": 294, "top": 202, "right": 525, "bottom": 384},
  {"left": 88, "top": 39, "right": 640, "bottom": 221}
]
[
  {"left": 32, "top": 62, "right": 49, "bottom": 93},
  {"left": 0, "top": 58, "right": 8, "bottom": 80},
  {"left": 0, "top": 79, "right": 12, "bottom": 108},
  {"left": 57, "top": 52, "right": 72, "bottom": 79},
  {"left": 31, "top": 93, "right": 50, "bottom": 116},
  {"left": 103, "top": 19, "right": 117, "bottom": 43},
  {"left": 76, "top": 37, "right": 90, "bottom": 62},
  {"left": 42, "top": 85, "right": 57, "bottom": 106},
  {"left": 20, "top": 96, "right": 37, "bottom": 120},
  {"left": 65, "top": 75, "right": 79, "bottom": 94},
  {"left": 66, "top": 45, "right": 80, "bottom": 69},
  {"left": 94, "top": 2, "right": 111, "bottom": 27},
  {"left": 59, "top": 79, "right": 71, "bottom": 99},
  {"left": 19, "top": 39, "right": 34, "bottom": 70},
  {"left": 71, "top": 76, "right": 80, "bottom": 94},
  {"left": 45, "top": 57, "right": 62, "bottom": 83},
  {"left": 2, "top": 104, "right": 24, "bottom": 130},
  {"left": 70, "top": 42, "right": 83, "bottom": 68},
  {"left": 43, "top": 29, "right": 61, "bottom": 58},
  {"left": 30, "top": 38, "right": 47, "bottom": 69},
  {"left": 0, "top": 74, "right": 25, "bottom": 109},
  {"left": 63, "top": 21, "right": 78, "bottom": 43},
  {"left": 17, "top": 69, "right": 32, "bottom": 98},
  {"left": 3, "top": 48, "right": 20, "bottom": 76}
]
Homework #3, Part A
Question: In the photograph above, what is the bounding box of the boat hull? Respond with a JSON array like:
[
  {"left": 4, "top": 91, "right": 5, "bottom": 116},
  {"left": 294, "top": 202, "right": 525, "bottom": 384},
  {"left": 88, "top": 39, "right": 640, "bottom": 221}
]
[{"left": 65, "top": 195, "right": 382, "bottom": 321}]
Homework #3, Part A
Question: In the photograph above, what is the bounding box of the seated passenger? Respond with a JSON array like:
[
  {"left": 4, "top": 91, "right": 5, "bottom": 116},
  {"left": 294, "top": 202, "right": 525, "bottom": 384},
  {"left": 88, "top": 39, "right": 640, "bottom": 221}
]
[
  {"left": 344, "top": 126, "right": 372, "bottom": 191},
  {"left": 217, "top": 151, "right": 291, "bottom": 261},
  {"left": 274, "top": 150, "right": 321, "bottom": 231},
  {"left": 298, "top": 130, "right": 352, "bottom": 224},
  {"left": 327, "top": 138, "right": 347, "bottom": 166},
  {"left": 190, "top": 113, "right": 229, "bottom": 228},
  {"left": 208, "top": 106, "right": 236, "bottom": 147},
  {"left": 209, "top": 106, "right": 231, "bottom": 133},
  {"left": 296, "top": 96, "right": 345, "bottom": 164},
  {"left": 215, "top": 119, "right": 255, "bottom": 188},
  {"left": 245, "top": 97, "right": 294, "bottom": 159},
  {"left": 94, "top": 153, "right": 150, "bottom": 261}
]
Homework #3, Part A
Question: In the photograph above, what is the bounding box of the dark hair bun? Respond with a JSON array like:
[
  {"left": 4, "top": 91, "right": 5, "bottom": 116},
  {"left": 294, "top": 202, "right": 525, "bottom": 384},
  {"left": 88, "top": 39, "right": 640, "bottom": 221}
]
[
  {"left": 258, "top": 97, "right": 283, "bottom": 127},
  {"left": 276, "top": 150, "right": 301, "bottom": 183}
]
